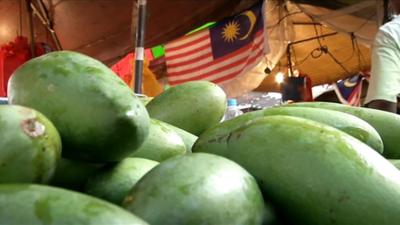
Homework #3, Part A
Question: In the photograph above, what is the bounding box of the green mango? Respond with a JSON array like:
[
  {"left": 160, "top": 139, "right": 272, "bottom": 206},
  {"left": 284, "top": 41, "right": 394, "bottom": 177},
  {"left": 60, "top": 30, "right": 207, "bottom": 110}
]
[
  {"left": 49, "top": 158, "right": 103, "bottom": 191},
  {"left": 194, "top": 106, "right": 384, "bottom": 155},
  {"left": 160, "top": 120, "right": 197, "bottom": 152},
  {"left": 0, "top": 105, "right": 61, "bottom": 183},
  {"left": 196, "top": 115, "right": 400, "bottom": 225},
  {"left": 84, "top": 158, "right": 159, "bottom": 205},
  {"left": 8, "top": 51, "right": 150, "bottom": 162},
  {"left": 287, "top": 101, "right": 400, "bottom": 158},
  {"left": 131, "top": 119, "right": 187, "bottom": 161},
  {"left": 136, "top": 94, "right": 153, "bottom": 106},
  {"left": 123, "top": 153, "right": 272, "bottom": 225},
  {"left": 0, "top": 184, "right": 148, "bottom": 225},
  {"left": 389, "top": 159, "right": 400, "bottom": 170},
  {"left": 146, "top": 81, "right": 226, "bottom": 135}
]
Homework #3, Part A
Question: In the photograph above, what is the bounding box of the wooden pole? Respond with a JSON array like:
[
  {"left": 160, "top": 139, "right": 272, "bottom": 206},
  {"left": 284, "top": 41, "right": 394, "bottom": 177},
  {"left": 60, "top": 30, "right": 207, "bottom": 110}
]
[{"left": 34, "top": 0, "right": 63, "bottom": 50}]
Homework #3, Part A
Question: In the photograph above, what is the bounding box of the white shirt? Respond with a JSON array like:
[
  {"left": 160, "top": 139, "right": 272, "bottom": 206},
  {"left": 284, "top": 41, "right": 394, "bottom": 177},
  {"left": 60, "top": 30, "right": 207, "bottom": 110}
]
[{"left": 365, "top": 16, "right": 400, "bottom": 104}]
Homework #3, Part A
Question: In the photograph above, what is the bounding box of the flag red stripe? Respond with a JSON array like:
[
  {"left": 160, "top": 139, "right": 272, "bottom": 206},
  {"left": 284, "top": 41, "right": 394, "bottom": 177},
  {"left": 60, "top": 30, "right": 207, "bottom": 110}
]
[
  {"left": 166, "top": 30, "right": 263, "bottom": 64},
  {"left": 167, "top": 31, "right": 264, "bottom": 77},
  {"left": 348, "top": 82, "right": 362, "bottom": 100},
  {"left": 166, "top": 43, "right": 211, "bottom": 61},
  {"left": 348, "top": 82, "right": 362, "bottom": 106},
  {"left": 166, "top": 30, "right": 209, "bottom": 48},
  {"left": 167, "top": 52, "right": 213, "bottom": 68},
  {"left": 211, "top": 52, "right": 264, "bottom": 84},
  {"left": 169, "top": 52, "right": 263, "bottom": 85},
  {"left": 168, "top": 49, "right": 264, "bottom": 85},
  {"left": 166, "top": 34, "right": 210, "bottom": 52}
]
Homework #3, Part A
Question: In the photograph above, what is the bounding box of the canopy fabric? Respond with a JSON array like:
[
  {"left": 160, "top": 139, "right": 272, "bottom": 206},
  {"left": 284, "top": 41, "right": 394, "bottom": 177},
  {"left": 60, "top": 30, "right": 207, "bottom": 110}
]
[
  {"left": 0, "top": 0, "right": 381, "bottom": 63},
  {"left": 0, "top": 0, "right": 260, "bottom": 65},
  {"left": 255, "top": 0, "right": 379, "bottom": 93},
  {"left": 297, "top": 0, "right": 382, "bottom": 45},
  {"left": 0, "top": 0, "right": 384, "bottom": 97}
]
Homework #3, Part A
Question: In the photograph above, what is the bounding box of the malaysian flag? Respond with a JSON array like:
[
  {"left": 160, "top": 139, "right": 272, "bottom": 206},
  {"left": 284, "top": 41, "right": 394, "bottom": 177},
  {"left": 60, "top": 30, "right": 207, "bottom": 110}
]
[
  {"left": 333, "top": 74, "right": 364, "bottom": 106},
  {"left": 165, "top": 1, "right": 267, "bottom": 85}
]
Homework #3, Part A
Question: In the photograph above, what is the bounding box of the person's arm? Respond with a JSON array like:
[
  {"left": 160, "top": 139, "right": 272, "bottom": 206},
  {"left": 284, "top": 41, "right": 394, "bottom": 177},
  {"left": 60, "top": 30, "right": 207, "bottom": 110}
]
[
  {"left": 365, "top": 26, "right": 400, "bottom": 112},
  {"left": 366, "top": 99, "right": 397, "bottom": 113}
]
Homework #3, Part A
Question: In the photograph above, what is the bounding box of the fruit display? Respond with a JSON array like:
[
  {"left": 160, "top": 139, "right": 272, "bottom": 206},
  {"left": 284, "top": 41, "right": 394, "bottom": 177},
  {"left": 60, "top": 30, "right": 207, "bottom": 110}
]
[
  {"left": 2, "top": 51, "right": 400, "bottom": 224},
  {"left": 194, "top": 115, "right": 400, "bottom": 225},
  {"left": 161, "top": 120, "right": 198, "bottom": 151},
  {"left": 8, "top": 51, "right": 150, "bottom": 163},
  {"left": 146, "top": 80, "right": 227, "bottom": 136},
  {"left": 130, "top": 119, "right": 188, "bottom": 161},
  {"left": 193, "top": 106, "right": 384, "bottom": 155},
  {"left": 123, "top": 153, "right": 270, "bottom": 225},
  {"left": 0, "top": 105, "right": 61, "bottom": 184},
  {"left": 49, "top": 158, "right": 103, "bottom": 190},
  {"left": 389, "top": 159, "right": 400, "bottom": 170},
  {"left": 84, "top": 157, "right": 159, "bottom": 204},
  {"left": 287, "top": 101, "right": 400, "bottom": 159},
  {"left": 0, "top": 184, "right": 148, "bottom": 225}
]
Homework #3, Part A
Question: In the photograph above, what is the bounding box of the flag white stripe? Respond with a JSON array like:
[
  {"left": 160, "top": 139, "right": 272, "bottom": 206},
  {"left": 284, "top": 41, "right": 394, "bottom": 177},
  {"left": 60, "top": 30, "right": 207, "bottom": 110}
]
[
  {"left": 168, "top": 55, "right": 214, "bottom": 73},
  {"left": 165, "top": 30, "right": 209, "bottom": 49},
  {"left": 168, "top": 48, "right": 263, "bottom": 82},
  {"left": 208, "top": 55, "right": 263, "bottom": 82},
  {"left": 167, "top": 33, "right": 264, "bottom": 72},
  {"left": 213, "top": 57, "right": 263, "bottom": 84},
  {"left": 169, "top": 54, "right": 263, "bottom": 84},
  {"left": 167, "top": 37, "right": 264, "bottom": 75},
  {"left": 166, "top": 48, "right": 213, "bottom": 65},
  {"left": 168, "top": 32, "right": 263, "bottom": 59},
  {"left": 166, "top": 38, "right": 211, "bottom": 58}
]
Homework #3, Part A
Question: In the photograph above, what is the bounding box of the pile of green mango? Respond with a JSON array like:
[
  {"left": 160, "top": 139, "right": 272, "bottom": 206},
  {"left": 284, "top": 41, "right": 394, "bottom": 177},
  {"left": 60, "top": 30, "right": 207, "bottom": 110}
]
[{"left": 2, "top": 50, "right": 400, "bottom": 225}]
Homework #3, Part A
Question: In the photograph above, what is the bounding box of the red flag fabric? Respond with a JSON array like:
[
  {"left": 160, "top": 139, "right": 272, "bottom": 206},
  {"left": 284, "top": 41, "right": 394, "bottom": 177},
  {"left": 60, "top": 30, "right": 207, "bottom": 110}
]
[{"left": 165, "top": 2, "right": 267, "bottom": 86}]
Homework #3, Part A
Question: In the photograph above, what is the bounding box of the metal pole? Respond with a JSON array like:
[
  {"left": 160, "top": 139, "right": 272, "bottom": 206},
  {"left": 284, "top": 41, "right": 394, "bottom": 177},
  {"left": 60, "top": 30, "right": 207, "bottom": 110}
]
[
  {"left": 134, "top": 0, "right": 147, "bottom": 94},
  {"left": 26, "top": 0, "right": 36, "bottom": 57}
]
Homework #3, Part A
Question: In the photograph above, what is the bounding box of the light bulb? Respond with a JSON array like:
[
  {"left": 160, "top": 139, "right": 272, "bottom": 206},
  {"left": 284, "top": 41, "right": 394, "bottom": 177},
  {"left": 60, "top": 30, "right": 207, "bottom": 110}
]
[{"left": 275, "top": 72, "right": 284, "bottom": 84}]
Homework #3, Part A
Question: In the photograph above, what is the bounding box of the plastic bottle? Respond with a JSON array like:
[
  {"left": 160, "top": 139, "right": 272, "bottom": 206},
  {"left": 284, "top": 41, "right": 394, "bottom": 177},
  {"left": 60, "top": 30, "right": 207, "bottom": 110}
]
[{"left": 223, "top": 98, "right": 243, "bottom": 121}]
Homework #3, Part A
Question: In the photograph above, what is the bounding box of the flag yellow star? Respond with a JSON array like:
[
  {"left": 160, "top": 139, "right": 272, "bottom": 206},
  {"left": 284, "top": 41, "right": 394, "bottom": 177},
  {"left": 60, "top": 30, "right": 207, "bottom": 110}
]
[{"left": 221, "top": 21, "right": 240, "bottom": 42}]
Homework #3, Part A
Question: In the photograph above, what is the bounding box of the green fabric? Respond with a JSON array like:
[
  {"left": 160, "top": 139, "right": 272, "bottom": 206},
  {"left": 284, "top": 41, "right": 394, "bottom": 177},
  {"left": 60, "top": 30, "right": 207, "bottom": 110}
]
[
  {"left": 187, "top": 22, "right": 216, "bottom": 35},
  {"left": 151, "top": 45, "right": 165, "bottom": 59}
]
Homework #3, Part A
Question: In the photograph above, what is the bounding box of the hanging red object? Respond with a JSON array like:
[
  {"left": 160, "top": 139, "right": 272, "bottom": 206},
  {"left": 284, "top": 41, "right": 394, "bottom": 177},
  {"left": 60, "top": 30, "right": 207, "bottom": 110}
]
[
  {"left": 111, "top": 53, "right": 135, "bottom": 87},
  {"left": 0, "top": 36, "right": 51, "bottom": 97},
  {"left": 111, "top": 51, "right": 153, "bottom": 87}
]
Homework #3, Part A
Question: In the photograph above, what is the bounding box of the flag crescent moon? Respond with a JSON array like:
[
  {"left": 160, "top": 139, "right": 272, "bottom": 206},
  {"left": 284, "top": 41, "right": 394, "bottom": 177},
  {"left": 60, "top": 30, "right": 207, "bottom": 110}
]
[
  {"left": 344, "top": 79, "right": 358, "bottom": 87},
  {"left": 239, "top": 11, "right": 257, "bottom": 40}
]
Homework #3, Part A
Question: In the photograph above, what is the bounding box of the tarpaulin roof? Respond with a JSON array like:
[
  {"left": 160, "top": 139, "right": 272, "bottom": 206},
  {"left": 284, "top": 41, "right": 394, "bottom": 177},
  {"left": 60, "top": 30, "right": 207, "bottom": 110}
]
[
  {"left": 256, "top": 1, "right": 378, "bottom": 92},
  {"left": 1, "top": 0, "right": 381, "bottom": 64},
  {"left": 0, "top": 0, "right": 384, "bottom": 96},
  {"left": 0, "top": 0, "right": 260, "bottom": 65}
]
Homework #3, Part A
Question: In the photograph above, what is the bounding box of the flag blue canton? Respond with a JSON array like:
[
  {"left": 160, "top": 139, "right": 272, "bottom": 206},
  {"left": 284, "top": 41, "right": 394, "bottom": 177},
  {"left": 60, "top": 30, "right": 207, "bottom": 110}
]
[
  {"left": 337, "top": 74, "right": 363, "bottom": 100},
  {"left": 210, "top": 3, "right": 264, "bottom": 59}
]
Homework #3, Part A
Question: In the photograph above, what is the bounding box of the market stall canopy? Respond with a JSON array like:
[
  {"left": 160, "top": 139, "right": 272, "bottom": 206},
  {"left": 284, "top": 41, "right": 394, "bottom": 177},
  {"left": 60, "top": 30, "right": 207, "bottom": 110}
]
[
  {"left": 1, "top": 0, "right": 382, "bottom": 64},
  {"left": 0, "top": 0, "right": 260, "bottom": 65},
  {"left": 256, "top": 0, "right": 380, "bottom": 92},
  {"left": 0, "top": 0, "right": 384, "bottom": 96}
]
